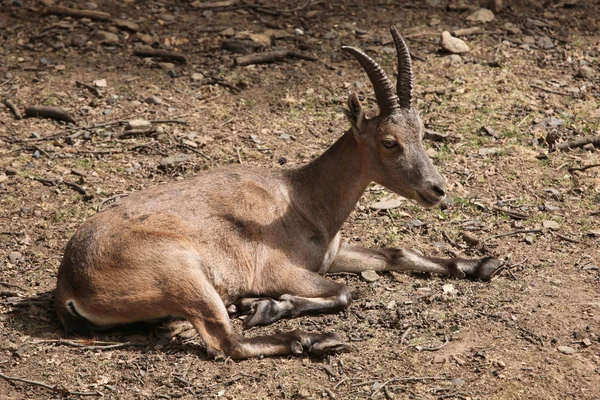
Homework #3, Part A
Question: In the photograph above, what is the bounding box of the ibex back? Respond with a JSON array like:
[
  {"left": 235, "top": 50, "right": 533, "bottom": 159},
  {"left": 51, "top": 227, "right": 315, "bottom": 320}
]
[{"left": 56, "top": 27, "right": 501, "bottom": 359}]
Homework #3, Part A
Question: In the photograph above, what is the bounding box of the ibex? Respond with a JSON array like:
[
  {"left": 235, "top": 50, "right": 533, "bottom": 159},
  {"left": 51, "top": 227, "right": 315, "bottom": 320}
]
[{"left": 56, "top": 26, "right": 501, "bottom": 359}]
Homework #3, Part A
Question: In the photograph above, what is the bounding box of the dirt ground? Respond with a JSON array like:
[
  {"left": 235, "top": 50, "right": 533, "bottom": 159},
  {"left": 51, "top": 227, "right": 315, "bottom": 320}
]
[{"left": 1, "top": 0, "right": 599, "bottom": 399}]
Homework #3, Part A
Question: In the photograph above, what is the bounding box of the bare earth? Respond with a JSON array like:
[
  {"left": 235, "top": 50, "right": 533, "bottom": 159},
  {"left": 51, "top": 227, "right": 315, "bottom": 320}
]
[{"left": 1, "top": 1, "right": 599, "bottom": 399}]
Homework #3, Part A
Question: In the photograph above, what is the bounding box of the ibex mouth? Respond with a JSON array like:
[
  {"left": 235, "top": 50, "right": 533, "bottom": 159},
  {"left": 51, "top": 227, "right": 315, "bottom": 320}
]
[{"left": 415, "top": 191, "right": 443, "bottom": 208}]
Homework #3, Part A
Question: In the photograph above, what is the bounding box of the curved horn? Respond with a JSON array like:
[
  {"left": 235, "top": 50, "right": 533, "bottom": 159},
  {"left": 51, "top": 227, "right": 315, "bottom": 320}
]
[
  {"left": 342, "top": 46, "right": 400, "bottom": 116},
  {"left": 390, "top": 26, "right": 414, "bottom": 109}
]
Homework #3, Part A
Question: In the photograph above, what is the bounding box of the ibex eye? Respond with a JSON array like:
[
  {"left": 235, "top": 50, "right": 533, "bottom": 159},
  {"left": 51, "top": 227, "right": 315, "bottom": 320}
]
[{"left": 382, "top": 139, "right": 398, "bottom": 149}]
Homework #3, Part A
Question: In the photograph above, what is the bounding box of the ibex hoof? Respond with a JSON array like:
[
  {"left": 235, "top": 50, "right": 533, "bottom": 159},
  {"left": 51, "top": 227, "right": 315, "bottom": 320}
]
[
  {"left": 474, "top": 257, "right": 503, "bottom": 281},
  {"left": 307, "top": 332, "right": 347, "bottom": 357}
]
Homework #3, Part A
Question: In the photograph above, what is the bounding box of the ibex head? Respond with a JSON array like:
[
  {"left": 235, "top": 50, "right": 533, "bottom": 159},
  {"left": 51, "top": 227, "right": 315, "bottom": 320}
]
[{"left": 342, "top": 26, "right": 446, "bottom": 208}]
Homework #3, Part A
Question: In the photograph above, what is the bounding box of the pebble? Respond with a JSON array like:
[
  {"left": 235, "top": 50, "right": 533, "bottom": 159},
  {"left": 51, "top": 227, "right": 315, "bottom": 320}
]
[
  {"left": 95, "top": 30, "right": 119, "bottom": 44},
  {"left": 0, "top": 174, "right": 7, "bottom": 183},
  {"left": 159, "top": 154, "right": 189, "bottom": 169},
  {"left": 113, "top": 18, "right": 139, "bottom": 32},
  {"left": 557, "top": 346, "right": 575, "bottom": 355},
  {"left": 582, "top": 338, "right": 592, "bottom": 347},
  {"left": 542, "top": 220, "right": 560, "bottom": 230},
  {"left": 145, "top": 96, "right": 163, "bottom": 105},
  {"left": 448, "top": 54, "right": 462, "bottom": 64},
  {"left": 191, "top": 72, "right": 205, "bottom": 81},
  {"left": 369, "top": 197, "right": 403, "bottom": 210},
  {"left": 442, "top": 284, "right": 455, "bottom": 294},
  {"left": 522, "top": 35, "right": 536, "bottom": 45},
  {"left": 432, "top": 355, "right": 446, "bottom": 364},
  {"left": 360, "top": 270, "right": 379, "bottom": 283},
  {"left": 323, "top": 31, "right": 337, "bottom": 40},
  {"left": 467, "top": 8, "right": 495, "bottom": 23},
  {"left": 440, "top": 31, "right": 470, "bottom": 54},
  {"left": 452, "top": 377, "right": 465, "bottom": 386},
  {"left": 8, "top": 251, "right": 22, "bottom": 264},
  {"left": 126, "top": 119, "right": 151, "bottom": 130},
  {"left": 478, "top": 147, "right": 500, "bottom": 156},
  {"left": 577, "top": 66, "right": 593, "bottom": 79},
  {"left": 536, "top": 36, "right": 554, "bottom": 49},
  {"left": 220, "top": 27, "right": 235, "bottom": 37},
  {"left": 93, "top": 79, "right": 107, "bottom": 88}
]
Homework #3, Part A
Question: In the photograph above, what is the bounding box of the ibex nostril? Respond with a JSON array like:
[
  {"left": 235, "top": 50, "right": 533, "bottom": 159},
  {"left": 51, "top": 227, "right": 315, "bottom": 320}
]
[{"left": 432, "top": 185, "right": 446, "bottom": 197}]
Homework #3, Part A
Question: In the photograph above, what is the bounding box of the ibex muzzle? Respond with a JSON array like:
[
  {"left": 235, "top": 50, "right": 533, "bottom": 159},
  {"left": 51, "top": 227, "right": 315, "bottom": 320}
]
[{"left": 55, "top": 27, "right": 502, "bottom": 359}]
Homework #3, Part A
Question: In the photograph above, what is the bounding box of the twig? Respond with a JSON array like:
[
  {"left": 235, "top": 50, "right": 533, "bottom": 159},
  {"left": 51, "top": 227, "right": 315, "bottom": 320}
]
[
  {"left": 25, "top": 106, "right": 74, "bottom": 123},
  {"left": 235, "top": 50, "right": 317, "bottom": 66},
  {"left": 0, "top": 371, "right": 102, "bottom": 397},
  {"left": 554, "top": 232, "right": 583, "bottom": 244},
  {"left": 63, "top": 181, "right": 90, "bottom": 197},
  {"left": 556, "top": 135, "right": 600, "bottom": 151},
  {"left": 75, "top": 81, "right": 102, "bottom": 97},
  {"left": 179, "top": 144, "right": 211, "bottom": 160},
  {"left": 399, "top": 327, "right": 412, "bottom": 344},
  {"left": 370, "top": 376, "right": 450, "bottom": 397},
  {"left": 484, "top": 229, "right": 542, "bottom": 242},
  {"left": 530, "top": 84, "right": 574, "bottom": 97},
  {"left": 43, "top": 5, "right": 112, "bottom": 21},
  {"left": 33, "top": 338, "right": 145, "bottom": 350},
  {"left": 490, "top": 205, "right": 529, "bottom": 220},
  {"left": 568, "top": 163, "right": 600, "bottom": 173},
  {"left": 4, "top": 99, "right": 22, "bottom": 119},
  {"left": 133, "top": 48, "right": 187, "bottom": 63},
  {"left": 0, "top": 282, "right": 27, "bottom": 291}
]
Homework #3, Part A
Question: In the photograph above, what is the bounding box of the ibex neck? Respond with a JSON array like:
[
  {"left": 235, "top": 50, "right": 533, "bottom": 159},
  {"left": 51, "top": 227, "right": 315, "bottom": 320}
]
[{"left": 287, "top": 130, "right": 371, "bottom": 239}]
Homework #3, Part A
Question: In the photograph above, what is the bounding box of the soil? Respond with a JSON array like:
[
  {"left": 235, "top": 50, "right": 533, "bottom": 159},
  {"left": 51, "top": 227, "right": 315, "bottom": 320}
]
[{"left": 1, "top": 1, "right": 600, "bottom": 399}]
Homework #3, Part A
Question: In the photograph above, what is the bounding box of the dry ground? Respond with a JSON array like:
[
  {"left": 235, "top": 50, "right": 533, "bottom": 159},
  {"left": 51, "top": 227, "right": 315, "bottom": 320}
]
[{"left": 1, "top": 0, "right": 599, "bottom": 399}]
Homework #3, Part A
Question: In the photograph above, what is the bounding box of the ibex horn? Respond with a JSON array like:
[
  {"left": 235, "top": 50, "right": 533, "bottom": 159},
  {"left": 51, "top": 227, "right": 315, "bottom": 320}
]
[
  {"left": 341, "top": 46, "right": 400, "bottom": 116},
  {"left": 390, "top": 25, "right": 414, "bottom": 109}
]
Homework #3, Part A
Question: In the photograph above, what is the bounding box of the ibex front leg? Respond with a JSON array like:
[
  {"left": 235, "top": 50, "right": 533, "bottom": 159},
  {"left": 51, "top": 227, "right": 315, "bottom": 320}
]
[
  {"left": 327, "top": 242, "right": 502, "bottom": 280},
  {"left": 234, "top": 268, "right": 352, "bottom": 328}
]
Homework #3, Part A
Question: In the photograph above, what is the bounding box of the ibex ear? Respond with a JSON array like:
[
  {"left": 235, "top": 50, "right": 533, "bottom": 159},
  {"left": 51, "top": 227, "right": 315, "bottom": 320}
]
[{"left": 343, "top": 92, "right": 365, "bottom": 135}]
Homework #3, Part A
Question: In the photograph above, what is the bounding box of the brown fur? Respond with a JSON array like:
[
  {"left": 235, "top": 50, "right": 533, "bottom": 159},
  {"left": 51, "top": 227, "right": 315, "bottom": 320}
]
[{"left": 56, "top": 32, "right": 502, "bottom": 359}]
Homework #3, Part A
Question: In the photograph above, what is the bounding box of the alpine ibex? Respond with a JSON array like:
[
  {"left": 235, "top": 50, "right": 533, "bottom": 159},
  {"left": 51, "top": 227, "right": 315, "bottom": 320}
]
[{"left": 56, "top": 26, "right": 501, "bottom": 359}]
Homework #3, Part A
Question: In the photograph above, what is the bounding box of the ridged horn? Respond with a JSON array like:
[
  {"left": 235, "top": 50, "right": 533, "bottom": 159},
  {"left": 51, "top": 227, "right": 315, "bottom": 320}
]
[
  {"left": 341, "top": 46, "right": 400, "bottom": 116},
  {"left": 390, "top": 25, "right": 414, "bottom": 109}
]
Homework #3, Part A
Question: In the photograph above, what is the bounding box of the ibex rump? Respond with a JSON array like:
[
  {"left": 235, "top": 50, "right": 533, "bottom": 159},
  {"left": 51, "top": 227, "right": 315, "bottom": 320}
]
[{"left": 56, "top": 27, "right": 501, "bottom": 359}]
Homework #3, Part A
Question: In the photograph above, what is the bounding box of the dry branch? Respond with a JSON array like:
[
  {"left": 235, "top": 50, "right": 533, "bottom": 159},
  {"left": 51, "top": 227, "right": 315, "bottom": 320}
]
[
  {"left": 568, "top": 163, "right": 600, "bottom": 173},
  {"left": 530, "top": 84, "right": 574, "bottom": 97},
  {"left": 0, "top": 371, "right": 102, "bottom": 397},
  {"left": 75, "top": 81, "right": 102, "bottom": 97},
  {"left": 4, "top": 99, "right": 22, "bottom": 119},
  {"left": 235, "top": 50, "right": 317, "bottom": 66},
  {"left": 25, "top": 106, "right": 74, "bottom": 123},
  {"left": 484, "top": 229, "right": 542, "bottom": 242},
  {"left": 556, "top": 136, "right": 600, "bottom": 151},
  {"left": 133, "top": 48, "right": 187, "bottom": 63},
  {"left": 43, "top": 6, "right": 112, "bottom": 21}
]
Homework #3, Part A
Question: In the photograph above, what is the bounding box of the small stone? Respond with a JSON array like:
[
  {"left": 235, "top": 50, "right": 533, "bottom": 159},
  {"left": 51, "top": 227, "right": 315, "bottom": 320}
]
[
  {"left": 426, "top": 148, "right": 438, "bottom": 158},
  {"left": 370, "top": 197, "right": 403, "bottom": 210},
  {"left": 95, "top": 30, "right": 119, "bottom": 44},
  {"left": 0, "top": 174, "right": 7, "bottom": 183},
  {"left": 582, "top": 338, "right": 592, "bottom": 347},
  {"left": 576, "top": 66, "right": 593, "bottom": 79},
  {"left": 504, "top": 22, "right": 521, "bottom": 35},
  {"left": 167, "top": 69, "right": 177, "bottom": 78},
  {"left": 460, "top": 231, "right": 480, "bottom": 246},
  {"left": 126, "top": 119, "right": 151, "bottom": 130},
  {"left": 191, "top": 72, "right": 205, "bottom": 81},
  {"left": 542, "top": 220, "right": 560, "bottom": 230},
  {"left": 158, "top": 62, "right": 175, "bottom": 70},
  {"left": 114, "top": 18, "right": 139, "bottom": 32},
  {"left": 432, "top": 355, "right": 446, "bottom": 364},
  {"left": 524, "top": 234, "right": 535, "bottom": 244},
  {"left": 442, "top": 284, "right": 455, "bottom": 294},
  {"left": 536, "top": 36, "right": 554, "bottom": 49},
  {"left": 136, "top": 32, "right": 155, "bottom": 45},
  {"left": 440, "top": 31, "right": 470, "bottom": 54},
  {"left": 220, "top": 27, "right": 235, "bottom": 37},
  {"left": 405, "top": 219, "right": 426, "bottom": 228},
  {"left": 522, "top": 35, "right": 536, "bottom": 45},
  {"left": 279, "top": 133, "right": 291, "bottom": 140},
  {"left": 294, "top": 28, "right": 304, "bottom": 35},
  {"left": 8, "top": 251, "right": 22, "bottom": 263},
  {"left": 248, "top": 33, "right": 271, "bottom": 47},
  {"left": 360, "top": 270, "right": 379, "bottom": 283},
  {"left": 452, "top": 377, "right": 465, "bottom": 386},
  {"left": 323, "top": 31, "right": 337, "bottom": 40},
  {"left": 145, "top": 96, "right": 163, "bottom": 105},
  {"left": 159, "top": 153, "right": 189, "bottom": 169},
  {"left": 93, "top": 79, "right": 107, "bottom": 88},
  {"left": 466, "top": 8, "right": 495, "bottom": 23},
  {"left": 448, "top": 54, "right": 462, "bottom": 64},
  {"left": 557, "top": 346, "right": 576, "bottom": 355},
  {"left": 478, "top": 147, "right": 500, "bottom": 156}
]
